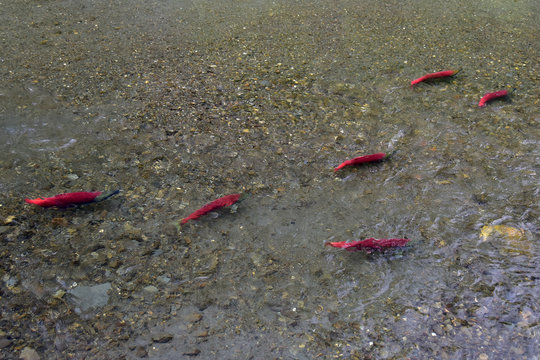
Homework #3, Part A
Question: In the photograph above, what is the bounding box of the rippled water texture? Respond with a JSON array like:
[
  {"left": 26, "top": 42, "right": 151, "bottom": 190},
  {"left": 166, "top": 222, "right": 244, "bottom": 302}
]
[{"left": 1, "top": 0, "right": 538, "bottom": 358}]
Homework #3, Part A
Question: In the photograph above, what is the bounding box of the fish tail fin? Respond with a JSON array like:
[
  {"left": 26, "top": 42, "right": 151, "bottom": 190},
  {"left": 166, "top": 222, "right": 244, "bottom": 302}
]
[
  {"left": 94, "top": 190, "right": 120, "bottom": 203},
  {"left": 238, "top": 192, "right": 250, "bottom": 202},
  {"left": 384, "top": 149, "right": 398, "bottom": 160}
]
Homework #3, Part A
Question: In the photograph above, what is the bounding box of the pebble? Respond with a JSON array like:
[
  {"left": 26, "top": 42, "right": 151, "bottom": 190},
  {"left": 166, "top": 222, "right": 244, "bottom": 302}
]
[
  {"left": 51, "top": 217, "right": 68, "bottom": 227},
  {"left": 143, "top": 285, "right": 159, "bottom": 294},
  {"left": 68, "top": 282, "right": 111, "bottom": 311},
  {"left": 80, "top": 252, "right": 108, "bottom": 267},
  {"left": 460, "top": 327, "right": 472, "bottom": 337},
  {"left": 52, "top": 289, "right": 66, "bottom": 299},
  {"left": 135, "top": 345, "right": 148, "bottom": 357},
  {"left": 186, "top": 313, "right": 203, "bottom": 323},
  {"left": 4, "top": 276, "right": 18, "bottom": 288},
  {"left": 124, "top": 223, "right": 143, "bottom": 240},
  {"left": 54, "top": 334, "right": 67, "bottom": 351},
  {"left": 0, "top": 337, "right": 12, "bottom": 348},
  {"left": 19, "top": 347, "right": 40, "bottom": 360},
  {"left": 157, "top": 275, "right": 171, "bottom": 284},
  {"left": 3, "top": 215, "right": 16, "bottom": 225},
  {"left": 108, "top": 259, "right": 122, "bottom": 269},
  {"left": 183, "top": 348, "right": 201, "bottom": 356},
  {"left": 151, "top": 333, "right": 173, "bottom": 343}
]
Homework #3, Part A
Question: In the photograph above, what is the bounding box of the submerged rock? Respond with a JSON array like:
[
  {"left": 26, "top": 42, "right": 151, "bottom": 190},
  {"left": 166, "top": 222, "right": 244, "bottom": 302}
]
[
  {"left": 19, "top": 347, "right": 40, "bottom": 360},
  {"left": 68, "top": 282, "right": 112, "bottom": 311},
  {"left": 151, "top": 333, "right": 173, "bottom": 343}
]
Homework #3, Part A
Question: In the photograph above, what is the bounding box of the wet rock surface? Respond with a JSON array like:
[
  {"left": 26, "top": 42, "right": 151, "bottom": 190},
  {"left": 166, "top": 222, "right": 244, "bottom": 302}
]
[{"left": 68, "top": 282, "right": 112, "bottom": 312}]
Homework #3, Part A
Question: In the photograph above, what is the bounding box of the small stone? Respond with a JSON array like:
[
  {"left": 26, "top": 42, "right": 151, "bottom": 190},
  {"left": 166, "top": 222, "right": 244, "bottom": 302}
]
[
  {"left": 478, "top": 354, "right": 488, "bottom": 360},
  {"left": 4, "top": 215, "right": 16, "bottom": 225},
  {"left": 512, "top": 347, "right": 525, "bottom": 355},
  {"left": 52, "top": 289, "right": 66, "bottom": 299},
  {"left": 81, "top": 252, "right": 108, "bottom": 267},
  {"left": 183, "top": 348, "right": 200, "bottom": 356},
  {"left": 51, "top": 218, "right": 68, "bottom": 227},
  {"left": 143, "top": 285, "right": 158, "bottom": 294},
  {"left": 4, "top": 276, "right": 18, "bottom": 288},
  {"left": 19, "top": 347, "right": 40, "bottom": 360},
  {"left": 433, "top": 326, "right": 444, "bottom": 336},
  {"left": 124, "top": 223, "right": 143, "bottom": 240},
  {"left": 196, "top": 330, "right": 208, "bottom": 337},
  {"left": 108, "top": 259, "right": 122, "bottom": 269},
  {"left": 66, "top": 174, "right": 79, "bottom": 180},
  {"left": 460, "top": 327, "right": 472, "bottom": 337},
  {"left": 157, "top": 275, "right": 171, "bottom": 284},
  {"left": 162, "top": 222, "right": 179, "bottom": 237},
  {"left": 68, "top": 282, "right": 111, "bottom": 311},
  {"left": 54, "top": 334, "right": 67, "bottom": 351},
  {"left": 152, "top": 333, "right": 173, "bottom": 343},
  {"left": 186, "top": 313, "right": 203, "bottom": 323},
  {"left": 135, "top": 346, "right": 148, "bottom": 357},
  {"left": 0, "top": 338, "right": 12, "bottom": 348}
]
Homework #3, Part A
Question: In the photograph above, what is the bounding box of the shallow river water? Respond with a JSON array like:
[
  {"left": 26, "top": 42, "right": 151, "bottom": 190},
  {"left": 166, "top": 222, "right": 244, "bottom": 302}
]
[{"left": 1, "top": 0, "right": 538, "bottom": 359}]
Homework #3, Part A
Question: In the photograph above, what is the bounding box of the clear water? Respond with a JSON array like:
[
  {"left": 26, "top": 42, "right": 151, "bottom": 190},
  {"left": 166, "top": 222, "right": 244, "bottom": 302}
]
[{"left": 0, "top": 0, "right": 538, "bottom": 358}]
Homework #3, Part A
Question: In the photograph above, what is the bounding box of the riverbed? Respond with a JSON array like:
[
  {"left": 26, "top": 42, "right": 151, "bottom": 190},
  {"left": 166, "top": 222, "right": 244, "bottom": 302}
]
[{"left": 1, "top": 0, "right": 538, "bottom": 358}]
